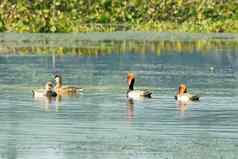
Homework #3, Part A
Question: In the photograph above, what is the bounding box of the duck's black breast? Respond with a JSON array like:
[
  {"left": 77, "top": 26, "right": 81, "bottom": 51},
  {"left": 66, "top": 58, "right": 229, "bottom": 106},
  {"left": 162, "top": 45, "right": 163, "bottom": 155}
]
[
  {"left": 46, "top": 91, "right": 57, "bottom": 97},
  {"left": 51, "top": 91, "right": 57, "bottom": 97}
]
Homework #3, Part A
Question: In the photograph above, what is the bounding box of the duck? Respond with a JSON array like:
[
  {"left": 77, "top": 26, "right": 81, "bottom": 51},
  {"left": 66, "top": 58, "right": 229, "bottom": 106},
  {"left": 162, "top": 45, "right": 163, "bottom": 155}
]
[
  {"left": 175, "top": 83, "right": 199, "bottom": 103},
  {"left": 32, "top": 81, "right": 57, "bottom": 98},
  {"left": 127, "top": 72, "right": 152, "bottom": 99},
  {"left": 54, "top": 74, "right": 83, "bottom": 96}
]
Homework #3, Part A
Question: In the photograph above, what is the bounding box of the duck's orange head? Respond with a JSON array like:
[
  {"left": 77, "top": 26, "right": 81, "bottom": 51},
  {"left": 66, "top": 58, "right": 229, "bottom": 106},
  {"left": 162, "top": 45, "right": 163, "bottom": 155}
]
[
  {"left": 127, "top": 72, "right": 135, "bottom": 86},
  {"left": 177, "top": 83, "right": 187, "bottom": 95}
]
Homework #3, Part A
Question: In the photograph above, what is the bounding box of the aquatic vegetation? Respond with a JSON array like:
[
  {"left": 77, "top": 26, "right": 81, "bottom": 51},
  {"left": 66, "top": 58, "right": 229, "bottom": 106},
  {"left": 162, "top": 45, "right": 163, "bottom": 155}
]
[{"left": 0, "top": 0, "right": 238, "bottom": 32}]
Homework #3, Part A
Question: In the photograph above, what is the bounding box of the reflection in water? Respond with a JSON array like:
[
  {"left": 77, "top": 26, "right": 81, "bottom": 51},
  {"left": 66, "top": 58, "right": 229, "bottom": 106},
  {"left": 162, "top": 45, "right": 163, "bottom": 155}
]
[
  {"left": 1, "top": 33, "right": 238, "bottom": 56},
  {"left": 127, "top": 99, "right": 134, "bottom": 121},
  {"left": 34, "top": 96, "right": 61, "bottom": 112},
  {"left": 176, "top": 101, "right": 189, "bottom": 112},
  {"left": 52, "top": 53, "right": 56, "bottom": 71}
]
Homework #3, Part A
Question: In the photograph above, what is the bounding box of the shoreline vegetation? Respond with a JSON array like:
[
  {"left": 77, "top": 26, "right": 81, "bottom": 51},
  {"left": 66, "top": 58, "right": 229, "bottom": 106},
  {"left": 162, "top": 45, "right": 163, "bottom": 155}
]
[{"left": 0, "top": 0, "right": 238, "bottom": 33}]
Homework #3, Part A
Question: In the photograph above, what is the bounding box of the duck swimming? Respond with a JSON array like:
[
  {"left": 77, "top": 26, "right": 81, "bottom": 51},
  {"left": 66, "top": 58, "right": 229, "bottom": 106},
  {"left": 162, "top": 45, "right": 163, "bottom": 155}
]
[
  {"left": 127, "top": 72, "right": 152, "bottom": 99},
  {"left": 54, "top": 74, "right": 82, "bottom": 96},
  {"left": 32, "top": 81, "right": 57, "bottom": 98},
  {"left": 175, "top": 83, "right": 199, "bottom": 103}
]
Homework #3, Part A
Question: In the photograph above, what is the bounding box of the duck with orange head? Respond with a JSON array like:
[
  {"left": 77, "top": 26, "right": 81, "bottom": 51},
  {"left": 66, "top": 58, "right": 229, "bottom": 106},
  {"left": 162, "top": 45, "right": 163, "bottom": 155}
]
[
  {"left": 175, "top": 83, "right": 199, "bottom": 103},
  {"left": 127, "top": 72, "right": 152, "bottom": 99}
]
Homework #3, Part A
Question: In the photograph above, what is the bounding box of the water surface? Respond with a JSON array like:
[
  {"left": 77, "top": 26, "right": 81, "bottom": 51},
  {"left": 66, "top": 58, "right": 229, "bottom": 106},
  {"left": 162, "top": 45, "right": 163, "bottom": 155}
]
[{"left": 0, "top": 33, "right": 238, "bottom": 159}]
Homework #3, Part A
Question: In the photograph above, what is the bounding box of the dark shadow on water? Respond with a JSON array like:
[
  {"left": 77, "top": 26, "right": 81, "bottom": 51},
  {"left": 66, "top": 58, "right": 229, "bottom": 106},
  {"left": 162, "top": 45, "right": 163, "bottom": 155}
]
[{"left": 127, "top": 99, "right": 134, "bottom": 121}]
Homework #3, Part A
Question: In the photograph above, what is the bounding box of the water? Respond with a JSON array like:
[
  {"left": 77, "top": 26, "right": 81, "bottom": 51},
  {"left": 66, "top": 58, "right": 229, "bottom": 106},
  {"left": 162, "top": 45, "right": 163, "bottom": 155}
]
[{"left": 0, "top": 33, "right": 238, "bottom": 159}]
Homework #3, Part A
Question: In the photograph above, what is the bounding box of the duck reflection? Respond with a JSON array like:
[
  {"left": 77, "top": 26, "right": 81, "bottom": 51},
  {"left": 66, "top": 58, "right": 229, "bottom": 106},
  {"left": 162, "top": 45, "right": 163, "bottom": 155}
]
[
  {"left": 127, "top": 99, "right": 134, "bottom": 121},
  {"left": 33, "top": 94, "right": 62, "bottom": 112},
  {"left": 176, "top": 101, "right": 189, "bottom": 112},
  {"left": 127, "top": 97, "right": 147, "bottom": 121}
]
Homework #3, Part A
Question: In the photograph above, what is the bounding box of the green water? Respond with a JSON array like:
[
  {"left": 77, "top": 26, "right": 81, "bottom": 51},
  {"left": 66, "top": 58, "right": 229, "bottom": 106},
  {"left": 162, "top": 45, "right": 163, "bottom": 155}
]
[{"left": 0, "top": 33, "right": 238, "bottom": 159}]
